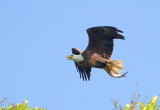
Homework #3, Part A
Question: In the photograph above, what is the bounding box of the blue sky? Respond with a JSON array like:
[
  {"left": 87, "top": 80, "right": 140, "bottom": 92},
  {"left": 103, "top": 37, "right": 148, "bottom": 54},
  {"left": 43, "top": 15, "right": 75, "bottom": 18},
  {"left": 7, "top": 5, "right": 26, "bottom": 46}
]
[{"left": 0, "top": 0, "right": 160, "bottom": 110}]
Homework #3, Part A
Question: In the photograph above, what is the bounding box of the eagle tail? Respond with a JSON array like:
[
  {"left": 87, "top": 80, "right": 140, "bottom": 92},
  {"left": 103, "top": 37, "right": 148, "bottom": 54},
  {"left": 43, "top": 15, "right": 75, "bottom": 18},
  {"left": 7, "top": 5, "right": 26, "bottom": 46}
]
[{"left": 104, "top": 60, "right": 126, "bottom": 78}]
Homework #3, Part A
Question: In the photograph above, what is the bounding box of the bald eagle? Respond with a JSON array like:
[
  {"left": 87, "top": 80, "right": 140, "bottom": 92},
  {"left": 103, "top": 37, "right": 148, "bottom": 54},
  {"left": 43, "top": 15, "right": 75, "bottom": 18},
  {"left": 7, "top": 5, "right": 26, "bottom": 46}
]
[{"left": 66, "top": 26, "right": 127, "bottom": 81}]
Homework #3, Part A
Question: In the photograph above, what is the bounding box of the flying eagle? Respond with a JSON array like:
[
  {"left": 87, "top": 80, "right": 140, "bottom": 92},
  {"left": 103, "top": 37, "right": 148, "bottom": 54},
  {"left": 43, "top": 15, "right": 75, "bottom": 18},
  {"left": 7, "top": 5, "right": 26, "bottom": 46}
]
[{"left": 66, "top": 26, "right": 127, "bottom": 81}]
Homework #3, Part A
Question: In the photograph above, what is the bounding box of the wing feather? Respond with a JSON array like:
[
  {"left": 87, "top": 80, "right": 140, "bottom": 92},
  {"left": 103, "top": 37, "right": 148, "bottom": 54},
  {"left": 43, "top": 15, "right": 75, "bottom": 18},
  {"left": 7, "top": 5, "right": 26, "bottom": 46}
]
[
  {"left": 82, "top": 26, "right": 124, "bottom": 59},
  {"left": 72, "top": 48, "right": 83, "bottom": 55},
  {"left": 74, "top": 62, "right": 91, "bottom": 81},
  {"left": 72, "top": 48, "right": 91, "bottom": 81}
]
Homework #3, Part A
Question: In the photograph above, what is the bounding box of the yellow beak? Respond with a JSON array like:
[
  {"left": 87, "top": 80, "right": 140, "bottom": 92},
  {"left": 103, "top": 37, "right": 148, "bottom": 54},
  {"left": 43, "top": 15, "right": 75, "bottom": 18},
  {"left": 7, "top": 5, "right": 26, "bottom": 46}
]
[{"left": 66, "top": 55, "right": 72, "bottom": 60}]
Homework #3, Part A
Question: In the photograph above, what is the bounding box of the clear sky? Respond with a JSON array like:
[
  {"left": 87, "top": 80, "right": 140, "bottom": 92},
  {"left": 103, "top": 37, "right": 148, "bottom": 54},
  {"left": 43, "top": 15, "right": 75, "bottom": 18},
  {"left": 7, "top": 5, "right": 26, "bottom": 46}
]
[{"left": 0, "top": 0, "right": 160, "bottom": 110}]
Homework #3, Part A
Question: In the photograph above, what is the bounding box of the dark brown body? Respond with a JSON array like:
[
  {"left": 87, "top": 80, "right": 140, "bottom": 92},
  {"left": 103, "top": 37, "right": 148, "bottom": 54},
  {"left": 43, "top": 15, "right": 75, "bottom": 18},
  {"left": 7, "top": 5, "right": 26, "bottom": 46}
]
[{"left": 79, "top": 53, "right": 106, "bottom": 68}]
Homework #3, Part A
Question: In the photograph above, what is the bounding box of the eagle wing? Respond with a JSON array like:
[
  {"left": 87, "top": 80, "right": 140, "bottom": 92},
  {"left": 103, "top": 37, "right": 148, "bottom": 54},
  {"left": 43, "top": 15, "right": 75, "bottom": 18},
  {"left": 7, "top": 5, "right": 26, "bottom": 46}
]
[
  {"left": 72, "top": 48, "right": 91, "bottom": 81},
  {"left": 72, "top": 48, "right": 83, "bottom": 54},
  {"left": 82, "top": 26, "right": 124, "bottom": 59}
]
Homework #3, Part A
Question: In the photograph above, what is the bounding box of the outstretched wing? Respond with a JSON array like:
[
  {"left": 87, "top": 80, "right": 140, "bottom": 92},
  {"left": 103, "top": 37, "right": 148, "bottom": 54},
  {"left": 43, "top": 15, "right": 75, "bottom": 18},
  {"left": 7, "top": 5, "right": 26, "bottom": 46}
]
[
  {"left": 82, "top": 26, "right": 124, "bottom": 59},
  {"left": 72, "top": 48, "right": 91, "bottom": 81}
]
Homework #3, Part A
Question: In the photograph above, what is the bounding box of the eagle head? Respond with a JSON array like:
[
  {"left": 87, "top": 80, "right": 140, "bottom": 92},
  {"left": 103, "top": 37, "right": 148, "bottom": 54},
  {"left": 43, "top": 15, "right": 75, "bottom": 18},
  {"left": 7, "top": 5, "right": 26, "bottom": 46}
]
[{"left": 66, "top": 54, "right": 83, "bottom": 63}]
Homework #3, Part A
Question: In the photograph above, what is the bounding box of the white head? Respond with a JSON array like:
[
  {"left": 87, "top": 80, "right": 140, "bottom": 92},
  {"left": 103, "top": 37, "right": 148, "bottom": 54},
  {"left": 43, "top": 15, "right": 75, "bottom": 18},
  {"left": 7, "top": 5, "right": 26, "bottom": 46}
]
[{"left": 66, "top": 54, "right": 84, "bottom": 63}]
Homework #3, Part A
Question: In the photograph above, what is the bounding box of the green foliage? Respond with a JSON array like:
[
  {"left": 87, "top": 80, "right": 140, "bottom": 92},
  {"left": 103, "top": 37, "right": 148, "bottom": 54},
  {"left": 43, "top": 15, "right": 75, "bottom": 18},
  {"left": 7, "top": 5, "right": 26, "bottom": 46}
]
[
  {"left": 0, "top": 99, "right": 46, "bottom": 110},
  {"left": 113, "top": 96, "right": 160, "bottom": 110}
]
